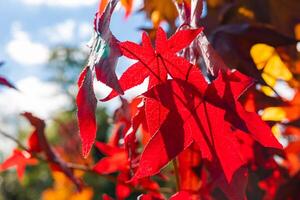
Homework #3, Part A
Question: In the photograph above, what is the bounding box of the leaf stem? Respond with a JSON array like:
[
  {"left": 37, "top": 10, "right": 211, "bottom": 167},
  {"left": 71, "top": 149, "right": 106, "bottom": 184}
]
[{"left": 172, "top": 158, "right": 180, "bottom": 191}]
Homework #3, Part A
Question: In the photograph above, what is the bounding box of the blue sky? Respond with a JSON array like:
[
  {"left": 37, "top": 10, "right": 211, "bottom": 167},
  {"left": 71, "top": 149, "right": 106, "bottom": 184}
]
[
  {"left": 0, "top": 0, "right": 148, "bottom": 81},
  {"left": 0, "top": 0, "right": 152, "bottom": 155},
  {"left": 0, "top": 0, "right": 150, "bottom": 119}
]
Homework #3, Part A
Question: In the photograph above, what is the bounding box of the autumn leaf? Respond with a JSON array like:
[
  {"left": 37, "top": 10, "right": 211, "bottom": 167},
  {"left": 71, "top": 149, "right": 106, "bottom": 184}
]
[
  {"left": 93, "top": 142, "right": 128, "bottom": 174},
  {"left": 210, "top": 23, "right": 297, "bottom": 86},
  {"left": 22, "top": 112, "right": 83, "bottom": 190},
  {"left": 250, "top": 43, "right": 293, "bottom": 96},
  {"left": 121, "top": 0, "right": 134, "bottom": 17},
  {"left": 0, "top": 149, "right": 38, "bottom": 181},
  {"left": 169, "top": 191, "right": 192, "bottom": 200},
  {"left": 42, "top": 171, "right": 93, "bottom": 200},
  {"left": 178, "top": 144, "right": 202, "bottom": 193},
  {"left": 90, "top": 0, "right": 123, "bottom": 94},
  {"left": 143, "top": 0, "right": 178, "bottom": 28},
  {"left": 98, "top": 0, "right": 133, "bottom": 17},
  {"left": 132, "top": 69, "right": 282, "bottom": 186},
  {"left": 22, "top": 112, "right": 45, "bottom": 153},
  {"left": 76, "top": 67, "right": 97, "bottom": 158},
  {"left": 98, "top": 0, "right": 109, "bottom": 15},
  {"left": 102, "top": 27, "right": 202, "bottom": 138},
  {"left": 102, "top": 27, "right": 203, "bottom": 101}
]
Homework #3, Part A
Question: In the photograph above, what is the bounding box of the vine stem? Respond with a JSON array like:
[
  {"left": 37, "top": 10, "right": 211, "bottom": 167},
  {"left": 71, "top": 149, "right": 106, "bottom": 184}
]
[{"left": 172, "top": 158, "right": 180, "bottom": 192}]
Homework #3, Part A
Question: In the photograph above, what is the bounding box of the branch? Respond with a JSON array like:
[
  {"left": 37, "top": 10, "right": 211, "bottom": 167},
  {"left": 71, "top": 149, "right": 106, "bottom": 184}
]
[{"left": 0, "top": 129, "right": 29, "bottom": 152}]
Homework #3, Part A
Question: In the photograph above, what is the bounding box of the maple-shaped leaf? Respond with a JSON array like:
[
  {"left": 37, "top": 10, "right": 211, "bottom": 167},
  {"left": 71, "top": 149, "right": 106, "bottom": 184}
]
[
  {"left": 0, "top": 149, "right": 38, "bottom": 181},
  {"left": 76, "top": 67, "right": 97, "bottom": 158},
  {"left": 90, "top": 0, "right": 123, "bottom": 94},
  {"left": 102, "top": 26, "right": 203, "bottom": 101},
  {"left": 133, "top": 68, "right": 282, "bottom": 184}
]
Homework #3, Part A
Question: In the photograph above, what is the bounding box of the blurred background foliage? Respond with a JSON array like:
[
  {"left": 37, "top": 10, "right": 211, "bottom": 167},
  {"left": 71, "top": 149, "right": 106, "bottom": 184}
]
[{"left": 1, "top": 0, "right": 300, "bottom": 199}]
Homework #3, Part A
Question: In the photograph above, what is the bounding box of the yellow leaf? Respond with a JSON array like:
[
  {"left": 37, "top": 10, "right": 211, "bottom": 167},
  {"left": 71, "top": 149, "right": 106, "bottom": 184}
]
[
  {"left": 238, "top": 7, "right": 255, "bottom": 19},
  {"left": 261, "top": 73, "right": 276, "bottom": 96},
  {"left": 42, "top": 172, "right": 93, "bottom": 200},
  {"left": 261, "top": 107, "right": 286, "bottom": 121},
  {"left": 143, "top": 0, "right": 178, "bottom": 27},
  {"left": 294, "top": 23, "right": 300, "bottom": 40},
  {"left": 207, "top": 0, "right": 224, "bottom": 8},
  {"left": 271, "top": 124, "right": 282, "bottom": 139},
  {"left": 250, "top": 43, "right": 293, "bottom": 96},
  {"left": 250, "top": 44, "right": 274, "bottom": 70},
  {"left": 264, "top": 55, "right": 292, "bottom": 81},
  {"left": 121, "top": 0, "right": 134, "bottom": 17}
]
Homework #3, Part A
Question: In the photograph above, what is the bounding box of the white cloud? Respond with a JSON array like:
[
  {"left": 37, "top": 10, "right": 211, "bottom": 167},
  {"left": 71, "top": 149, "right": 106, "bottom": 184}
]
[
  {"left": 43, "top": 19, "right": 76, "bottom": 43},
  {"left": 41, "top": 20, "right": 92, "bottom": 45},
  {"left": 6, "top": 22, "right": 49, "bottom": 66},
  {"left": 21, "top": 0, "right": 98, "bottom": 7},
  {"left": 78, "top": 22, "right": 93, "bottom": 40},
  {"left": 0, "top": 76, "right": 70, "bottom": 119},
  {"left": 0, "top": 77, "right": 70, "bottom": 157}
]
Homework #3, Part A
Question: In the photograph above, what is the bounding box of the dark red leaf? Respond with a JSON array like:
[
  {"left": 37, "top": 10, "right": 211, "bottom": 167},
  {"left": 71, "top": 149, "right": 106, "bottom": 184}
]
[
  {"left": 91, "top": 0, "right": 123, "bottom": 94},
  {"left": 0, "top": 76, "right": 17, "bottom": 90}
]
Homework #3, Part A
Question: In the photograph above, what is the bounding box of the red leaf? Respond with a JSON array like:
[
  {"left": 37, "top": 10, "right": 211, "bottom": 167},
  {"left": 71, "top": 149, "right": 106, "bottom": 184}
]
[
  {"left": 93, "top": 142, "right": 128, "bottom": 174},
  {"left": 133, "top": 68, "right": 281, "bottom": 184},
  {"left": 0, "top": 149, "right": 38, "bottom": 181},
  {"left": 132, "top": 79, "right": 202, "bottom": 180},
  {"left": 138, "top": 194, "right": 164, "bottom": 200},
  {"left": 27, "top": 130, "right": 42, "bottom": 153},
  {"left": 76, "top": 67, "right": 97, "bottom": 158},
  {"left": 102, "top": 194, "right": 114, "bottom": 200},
  {"left": 101, "top": 27, "right": 202, "bottom": 101},
  {"left": 169, "top": 191, "right": 192, "bottom": 200},
  {"left": 116, "top": 182, "right": 131, "bottom": 199},
  {"left": 22, "top": 112, "right": 45, "bottom": 153},
  {"left": 211, "top": 165, "right": 248, "bottom": 200},
  {"left": 178, "top": 144, "right": 202, "bottom": 193}
]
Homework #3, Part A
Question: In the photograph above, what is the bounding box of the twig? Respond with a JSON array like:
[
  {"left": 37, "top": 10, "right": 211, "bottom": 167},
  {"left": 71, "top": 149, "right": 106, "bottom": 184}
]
[
  {"left": 172, "top": 158, "right": 180, "bottom": 191},
  {"left": 0, "top": 129, "right": 29, "bottom": 152}
]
